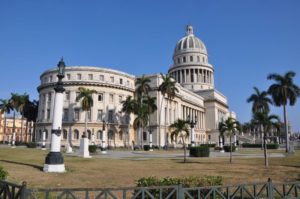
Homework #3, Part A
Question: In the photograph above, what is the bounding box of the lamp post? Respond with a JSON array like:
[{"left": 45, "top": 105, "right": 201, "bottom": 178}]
[
  {"left": 43, "top": 58, "right": 66, "bottom": 172},
  {"left": 101, "top": 120, "right": 107, "bottom": 154},
  {"left": 187, "top": 115, "right": 197, "bottom": 147}
]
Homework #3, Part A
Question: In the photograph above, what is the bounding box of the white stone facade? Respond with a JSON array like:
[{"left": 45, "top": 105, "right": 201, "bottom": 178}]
[{"left": 36, "top": 25, "right": 234, "bottom": 147}]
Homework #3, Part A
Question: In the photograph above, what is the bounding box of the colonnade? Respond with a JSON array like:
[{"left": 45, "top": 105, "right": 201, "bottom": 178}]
[
  {"left": 170, "top": 68, "right": 213, "bottom": 85},
  {"left": 181, "top": 105, "right": 205, "bottom": 129}
]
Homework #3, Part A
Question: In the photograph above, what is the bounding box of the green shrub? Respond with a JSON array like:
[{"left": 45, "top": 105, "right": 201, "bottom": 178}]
[
  {"left": 214, "top": 146, "right": 223, "bottom": 151},
  {"left": 135, "top": 176, "right": 222, "bottom": 198},
  {"left": 223, "top": 145, "right": 236, "bottom": 152},
  {"left": 88, "top": 145, "right": 97, "bottom": 153},
  {"left": 26, "top": 142, "right": 37, "bottom": 148},
  {"left": 143, "top": 145, "right": 150, "bottom": 151},
  {"left": 242, "top": 143, "right": 279, "bottom": 149},
  {"left": 189, "top": 146, "right": 210, "bottom": 157},
  {"left": 0, "top": 166, "right": 8, "bottom": 180},
  {"left": 200, "top": 144, "right": 216, "bottom": 148}
]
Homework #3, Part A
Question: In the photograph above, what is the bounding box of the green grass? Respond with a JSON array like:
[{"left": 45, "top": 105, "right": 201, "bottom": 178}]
[{"left": 0, "top": 147, "right": 299, "bottom": 189}]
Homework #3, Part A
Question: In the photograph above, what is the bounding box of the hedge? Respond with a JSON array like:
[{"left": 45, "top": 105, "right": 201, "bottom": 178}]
[
  {"left": 242, "top": 143, "right": 279, "bottom": 149},
  {"left": 189, "top": 146, "right": 210, "bottom": 157},
  {"left": 200, "top": 144, "right": 216, "bottom": 148},
  {"left": 0, "top": 166, "right": 8, "bottom": 180},
  {"left": 88, "top": 145, "right": 97, "bottom": 153},
  {"left": 26, "top": 142, "right": 37, "bottom": 148},
  {"left": 223, "top": 145, "right": 236, "bottom": 152},
  {"left": 143, "top": 145, "right": 150, "bottom": 151},
  {"left": 135, "top": 176, "right": 222, "bottom": 198}
]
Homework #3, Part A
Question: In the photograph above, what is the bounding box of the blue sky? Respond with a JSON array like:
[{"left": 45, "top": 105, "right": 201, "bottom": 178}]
[{"left": 1, "top": 1, "right": 299, "bottom": 132}]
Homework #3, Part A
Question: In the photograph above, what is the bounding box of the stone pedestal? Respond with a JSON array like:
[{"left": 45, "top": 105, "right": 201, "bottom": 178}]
[
  {"left": 66, "top": 143, "right": 73, "bottom": 154},
  {"left": 41, "top": 130, "right": 46, "bottom": 150},
  {"left": 79, "top": 138, "right": 91, "bottom": 158}
]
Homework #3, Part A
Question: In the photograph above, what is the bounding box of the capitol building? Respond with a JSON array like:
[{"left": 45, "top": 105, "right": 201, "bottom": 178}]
[{"left": 36, "top": 25, "right": 235, "bottom": 148}]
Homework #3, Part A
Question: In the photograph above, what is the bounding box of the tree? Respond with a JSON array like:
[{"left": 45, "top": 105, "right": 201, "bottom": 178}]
[
  {"left": 143, "top": 95, "right": 157, "bottom": 129},
  {"left": 23, "top": 100, "right": 39, "bottom": 142},
  {"left": 0, "top": 99, "right": 12, "bottom": 143},
  {"left": 169, "top": 119, "right": 189, "bottom": 163},
  {"left": 253, "top": 112, "right": 280, "bottom": 167},
  {"left": 218, "top": 117, "right": 241, "bottom": 163},
  {"left": 267, "top": 71, "right": 300, "bottom": 152},
  {"left": 158, "top": 73, "right": 178, "bottom": 148},
  {"left": 17, "top": 93, "right": 29, "bottom": 142},
  {"left": 135, "top": 75, "right": 151, "bottom": 99},
  {"left": 133, "top": 102, "right": 148, "bottom": 147},
  {"left": 247, "top": 87, "right": 272, "bottom": 114},
  {"left": 76, "top": 87, "right": 97, "bottom": 138},
  {"left": 121, "top": 96, "right": 136, "bottom": 146},
  {"left": 9, "top": 93, "right": 21, "bottom": 142}
]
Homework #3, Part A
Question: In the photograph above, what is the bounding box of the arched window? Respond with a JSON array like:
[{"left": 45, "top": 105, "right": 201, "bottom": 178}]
[
  {"left": 74, "top": 129, "right": 79, "bottom": 140},
  {"left": 63, "top": 129, "right": 67, "bottom": 140},
  {"left": 87, "top": 130, "right": 92, "bottom": 139}
]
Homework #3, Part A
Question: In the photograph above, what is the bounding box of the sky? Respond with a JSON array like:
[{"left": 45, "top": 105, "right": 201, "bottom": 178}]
[{"left": 0, "top": 1, "right": 299, "bottom": 132}]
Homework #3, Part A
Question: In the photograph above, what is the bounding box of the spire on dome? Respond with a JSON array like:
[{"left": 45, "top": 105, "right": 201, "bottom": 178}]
[{"left": 186, "top": 25, "right": 193, "bottom": 35}]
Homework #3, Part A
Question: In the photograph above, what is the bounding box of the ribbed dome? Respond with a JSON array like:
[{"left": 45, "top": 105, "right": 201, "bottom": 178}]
[{"left": 174, "top": 25, "right": 207, "bottom": 55}]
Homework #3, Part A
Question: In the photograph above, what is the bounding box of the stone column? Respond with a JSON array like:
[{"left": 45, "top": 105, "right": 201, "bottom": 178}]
[
  {"left": 149, "top": 131, "right": 153, "bottom": 151},
  {"left": 41, "top": 129, "right": 46, "bottom": 150},
  {"left": 101, "top": 121, "right": 107, "bottom": 154},
  {"left": 12, "top": 132, "right": 16, "bottom": 148}
]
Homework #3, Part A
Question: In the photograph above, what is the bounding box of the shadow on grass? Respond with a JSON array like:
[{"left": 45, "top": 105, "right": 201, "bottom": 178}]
[{"left": 0, "top": 159, "right": 43, "bottom": 171}]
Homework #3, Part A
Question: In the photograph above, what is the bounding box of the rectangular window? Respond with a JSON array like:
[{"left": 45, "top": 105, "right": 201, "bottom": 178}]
[
  {"left": 197, "top": 56, "right": 200, "bottom": 62},
  {"left": 119, "top": 78, "right": 123, "bottom": 85},
  {"left": 119, "top": 95, "right": 122, "bottom": 103},
  {"left": 109, "top": 94, "right": 114, "bottom": 103},
  {"left": 77, "top": 74, "right": 82, "bottom": 80},
  {"left": 63, "top": 109, "right": 68, "bottom": 121},
  {"left": 74, "top": 109, "right": 80, "bottom": 121},
  {"left": 108, "top": 110, "right": 113, "bottom": 123},
  {"left": 66, "top": 74, "right": 71, "bottom": 80},
  {"left": 183, "top": 56, "right": 186, "bottom": 63},
  {"left": 190, "top": 56, "right": 193, "bottom": 62},
  {"left": 177, "top": 58, "right": 180, "bottom": 64},
  {"left": 46, "top": 109, "right": 50, "bottom": 120},
  {"left": 97, "top": 109, "right": 103, "bottom": 121},
  {"left": 41, "top": 110, "right": 45, "bottom": 120},
  {"left": 76, "top": 92, "right": 80, "bottom": 99},
  {"left": 49, "top": 75, "right": 53, "bottom": 82},
  {"left": 110, "top": 76, "right": 114, "bottom": 83},
  {"left": 99, "top": 75, "right": 104, "bottom": 81},
  {"left": 88, "top": 74, "right": 93, "bottom": 80},
  {"left": 98, "top": 93, "right": 103, "bottom": 101},
  {"left": 65, "top": 92, "right": 70, "bottom": 101}
]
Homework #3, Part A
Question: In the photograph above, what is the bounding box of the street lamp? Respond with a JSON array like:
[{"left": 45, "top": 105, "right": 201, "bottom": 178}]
[
  {"left": 43, "top": 58, "right": 66, "bottom": 172},
  {"left": 101, "top": 119, "right": 107, "bottom": 154},
  {"left": 187, "top": 115, "right": 197, "bottom": 147}
]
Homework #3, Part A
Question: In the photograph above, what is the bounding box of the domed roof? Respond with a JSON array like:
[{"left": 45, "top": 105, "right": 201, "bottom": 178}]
[{"left": 174, "top": 25, "right": 207, "bottom": 55}]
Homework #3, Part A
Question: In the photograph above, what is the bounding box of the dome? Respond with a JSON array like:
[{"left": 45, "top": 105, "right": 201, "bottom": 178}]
[{"left": 174, "top": 25, "right": 207, "bottom": 55}]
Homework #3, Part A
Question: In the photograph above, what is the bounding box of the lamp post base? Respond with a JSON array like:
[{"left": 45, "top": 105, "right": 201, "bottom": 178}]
[{"left": 43, "top": 164, "right": 65, "bottom": 172}]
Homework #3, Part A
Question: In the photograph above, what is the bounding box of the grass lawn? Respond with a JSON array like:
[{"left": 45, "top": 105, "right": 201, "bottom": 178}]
[{"left": 0, "top": 147, "right": 299, "bottom": 189}]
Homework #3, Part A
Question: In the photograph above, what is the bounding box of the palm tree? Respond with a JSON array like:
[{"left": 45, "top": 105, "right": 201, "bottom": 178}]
[
  {"left": 9, "top": 93, "right": 21, "bottom": 143},
  {"left": 121, "top": 96, "right": 136, "bottom": 147},
  {"left": 133, "top": 102, "right": 148, "bottom": 147},
  {"left": 76, "top": 87, "right": 97, "bottom": 138},
  {"left": 247, "top": 87, "right": 272, "bottom": 114},
  {"left": 267, "top": 71, "right": 300, "bottom": 152},
  {"left": 0, "top": 99, "right": 12, "bottom": 143},
  {"left": 135, "top": 75, "right": 151, "bottom": 99},
  {"left": 169, "top": 119, "right": 189, "bottom": 163},
  {"left": 17, "top": 93, "right": 29, "bottom": 142},
  {"left": 143, "top": 95, "right": 157, "bottom": 128},
  {"left": 218, "top": 117, "right": 241, "bottom": 163},
  {"left": 253, "top": 112, "right": 280, "bottom": 167},
  {"left": 158, "top": 73, "right": 178, "bottom": 148},
  {"left": 23, "top": 100, "right": 39, "bottom": 142}
]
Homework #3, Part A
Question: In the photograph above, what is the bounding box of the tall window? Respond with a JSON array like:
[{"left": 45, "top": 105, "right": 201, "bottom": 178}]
[
  {"left": 63, "top": 129, "right": 67, "bottom": 140},
  {"left": 97, "top": 109, "right": 103, "bottom": 121},
  {"left": 46, "top": 109, "right": 50, "bottom": 120},
  {"left": 77, "top": 74, "right": 82, "bottom": 80},
  {"left": 65, "top": 92, "right": 70, "bottom": 101},
  {"left": 76, "top": 92, "right": 80, "bottom": 99},
  {"left": 119, "top": 78, "right": 123, "bottom": 85},
  {"left": 190, "top": 56, "right": 193, "bottom": 62},
  {"left": 88, "top": 74, "right": 93, "bottom": 80},
  {"left": 119, "top": 95, "right": 122, "bottom": 103},
  {"left": 98, "top": 93, "right": 103, "bottom": 101},
  {"left": 74, "top": 130, "right": 79, "bottom": 140},
  {"left": 183, "top": 56, "right": 186, "bottom": 63},
  {"left": 119, "top": 131, "right": 123, "bottom": 140},
  {"left": 97, "top": 130, "right": 103, "bottom": 140},
  {"left": 108, "top": 130, "right": 114, "bottom": 140},
  {"left": 109, "top": 94, "right": 114, "bottom": 103},
  {"left": 63, "top": 109, "right": 68, "bottom": 121},
  {"left": 177, "top": 58, "right": 180, "bottom": 64},
  {"left": 143, "top": 132, "right": 147, "bottom": 141},
  {"left": 49, "top": 75, "right": 53, "bottom": 82},
  {"left": 66, "top": 74, "right": 71, "bottom": 80},
  {"left": 87, "top": 110, "right": 91, "bottom": 121},
  {"left": 197, "top": 56, "right": 200, "bottom": 62},
  {"left": 74, "top": 108, "right": 80, "bottom": 121},
  {"left": 108, "top": 110, "right": 113, "bottom": 123}
]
